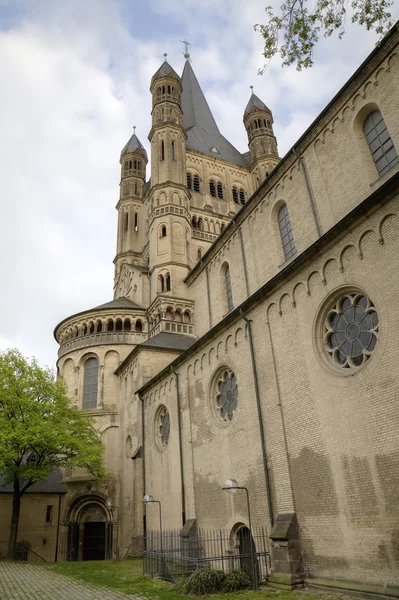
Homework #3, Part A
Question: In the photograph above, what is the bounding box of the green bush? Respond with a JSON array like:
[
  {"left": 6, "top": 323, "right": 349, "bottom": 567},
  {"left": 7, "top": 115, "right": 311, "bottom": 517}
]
[
  {"left": 221, "top": 569, "right": 252, "bottom": 592},
  {"left": 183, "top": 568, "right": 226, "bottom": 595}
]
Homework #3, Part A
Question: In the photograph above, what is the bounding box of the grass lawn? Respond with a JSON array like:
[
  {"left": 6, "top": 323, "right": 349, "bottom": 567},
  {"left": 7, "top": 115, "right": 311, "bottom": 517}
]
[{"left": 46, "top": 559, "right": 319, "bottom": 600}]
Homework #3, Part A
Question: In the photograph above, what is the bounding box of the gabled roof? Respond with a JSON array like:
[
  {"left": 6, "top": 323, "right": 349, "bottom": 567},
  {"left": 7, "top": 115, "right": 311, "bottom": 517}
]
[
  {"left": 151, "top": 60, "right": 181, "bottom": 87},
  {"left": 244, "top": 92, "right": 270, "bottom": 117},
  {"left": 181, "top": 60, "right": 248, "bottom": 166},
  {"left": 120, "top": 132, "right": 148, "bottom": 160},
  {"left": 0, "top": 469, "right": 66, "bottom": 494}
]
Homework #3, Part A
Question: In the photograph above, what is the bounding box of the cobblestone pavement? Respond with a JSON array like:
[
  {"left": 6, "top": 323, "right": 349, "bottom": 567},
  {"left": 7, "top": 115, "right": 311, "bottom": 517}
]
[{"left": 0, "top": 562, "right": 149, "bottom": 600}]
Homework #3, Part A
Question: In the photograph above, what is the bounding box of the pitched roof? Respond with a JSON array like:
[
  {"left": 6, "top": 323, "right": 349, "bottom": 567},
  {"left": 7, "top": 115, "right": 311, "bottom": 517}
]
[
  {"left": 120, "top": 132, "right": 148, "bottom": 160},
  {"left": 151, "top": 60, "right": 181, "bottom": 87},
  {"left": 93, "top": 297, "right": 142, "bottom": 311},
  {"left": 181, "top": 60, "right": 248, "bottom": 166},
  {"left": 244, "top": 92, "right": 270, "bottom": 117},
  {"left": 139, "top": 332, "right": 196, "bottom": 351},
  {"left": 0, "top": 469, "right": 66, "bottom": 494}
]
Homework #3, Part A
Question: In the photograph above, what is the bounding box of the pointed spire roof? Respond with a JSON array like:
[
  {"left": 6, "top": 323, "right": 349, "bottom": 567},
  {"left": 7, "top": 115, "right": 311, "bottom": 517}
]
[
  {"left": 120, "top": 130, "right": 148, "bottom": 161},
  {"left": 244, "top": 90, "right": 271, "bottom": 117},
  {"left": 151, "top": 58, "right": 181, "bottom": 88},
  {"left": 181, "top": 60, "right": 247, "bottom": 166}
]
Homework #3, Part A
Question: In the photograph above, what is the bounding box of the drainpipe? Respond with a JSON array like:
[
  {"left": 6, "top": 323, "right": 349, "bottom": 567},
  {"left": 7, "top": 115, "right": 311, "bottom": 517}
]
[
  {"left": 292, "top": 148, "right": 321, "bottom": 238},
  {"left": 172, "top": 368, "right": 186, "bottom": 526},
  {"left": 54, "top": 492, "right": 62, "bottom": 562},
  {"left": 139, "top": 393, "right": 146, "bottom": 546},
  {"left": 240, "top": 309, "right": 274, "bottom": 527},
  {"left": 201, "top": 259, "right": 213, "bottom": 329},
  {"left": 233, "top": 221, "right": 250, "bottom": 297}
]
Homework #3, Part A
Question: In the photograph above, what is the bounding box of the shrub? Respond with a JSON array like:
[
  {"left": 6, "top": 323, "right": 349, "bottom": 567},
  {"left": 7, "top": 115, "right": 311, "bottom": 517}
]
[
  {"left": 184, "top": 568, "right": 226, "bottom": 595},
  {"left": 221, "top": 569, "right": 252, "bottom": 592}
]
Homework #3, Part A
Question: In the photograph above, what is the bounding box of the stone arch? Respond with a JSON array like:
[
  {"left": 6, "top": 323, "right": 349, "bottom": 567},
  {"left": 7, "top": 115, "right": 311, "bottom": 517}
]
[
  {"left": 339, "top": 244, "right": 357, "bottom": 272},
  {"left": 379, "top": 213, "right": 398, "bottom": 244},
  {"left": 358, "top": 229, "right": 377, "bottom": 258}
]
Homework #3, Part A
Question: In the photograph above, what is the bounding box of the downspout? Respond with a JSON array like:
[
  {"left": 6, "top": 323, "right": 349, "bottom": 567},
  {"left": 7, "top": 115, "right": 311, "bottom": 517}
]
[
  {"left": 292, "top": 148, "right": 321, "bottom": 238},
  {"left": 54, "top": 492, "right": 62, "bottom": 562},
  {"left": 139, "top": 393, "right": 146, "bottom": 546},
  {"left": 240, "top": 309, "right": 274, "bottom": 527},
  {"left": 201, "top": 259, "right": 213, "bottom": 329},
  {"left": 172, "top": 368, "right": 186, "bottom": 526},
  {"left": 233, "top": 220, "right": 250, "bottom": 297}
]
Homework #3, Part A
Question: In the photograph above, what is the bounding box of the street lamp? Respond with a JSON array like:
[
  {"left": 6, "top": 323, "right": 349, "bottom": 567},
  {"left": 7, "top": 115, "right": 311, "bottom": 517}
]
[
  {"left": 143, "top": 494, "right": 163, "bottom": 553},
  {"left": 105, "top": 499, "right": 119, "bottom": 560},
  {"left": 222, "top": 478, "right": 258, "bottom": 590}
]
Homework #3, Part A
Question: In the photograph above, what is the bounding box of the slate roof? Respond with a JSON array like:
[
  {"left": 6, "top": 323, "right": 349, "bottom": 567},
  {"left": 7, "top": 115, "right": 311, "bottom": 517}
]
[
  {"left": 0, "top": 469, "right": 66, "bottom": 494},
  {"left": 151, "top": 60, "right": 181, "bottom": 87},
  {"left": 139, "top": 332, "right": 196, "bottom": 351},
  {"left": 181, "top": 60, "right": 248, "bottom": 166},
  {"left": 120, "top": 132, "right": 148, "bottom": 160},
  {"left": 244, "top": 92, "right": 270, "bottom": 117},
  {"left": 92, "top": 297, "right": 142, "bottom": 311}
]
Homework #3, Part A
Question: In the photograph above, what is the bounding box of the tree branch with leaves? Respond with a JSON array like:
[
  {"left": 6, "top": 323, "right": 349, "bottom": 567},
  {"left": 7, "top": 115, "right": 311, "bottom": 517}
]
[
  {"left": 255, "top": 0, "right": 394, "bottom": 71},
  {"left": 0, "top": 349, "right": 106, "bottom": 559}
]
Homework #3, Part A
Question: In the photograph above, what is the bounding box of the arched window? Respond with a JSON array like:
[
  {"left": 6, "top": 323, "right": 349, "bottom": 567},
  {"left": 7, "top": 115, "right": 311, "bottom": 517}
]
[
  {"left": 160, "top": 225, "right": 167, "bottom": 238},
  {"left": 134, "top": 213, "right": 138, "bottom": 232},
  {"left": 96, "top": 321, "right": 102, "bottom": 333},
  {"left": 278, "top": 203, "right": 296, "bottom": 261},
  {"left": 83, "top": 324, "right": 88, "bottom": 335},
  {"left": 193, "top": 175, "right": 200, "bottom": 192},
  {"left": 135, "top": 320, "right": 143, "bottom": 333},
  {"left": 191, "top": 216, "right": 198, "bottom": 228},
  {"left": 166, "top": 273, "right": 171, "bottom": 291},
  {"left": 83, "top": 358, "right": 98, "bottom": 409},
  {"left": 232, "top": 187, "right": 238, "bottom": 203},
  {"left": 225, "top": 265, "right": 233, "bottom": 312},
  {"left": 158, "top": 274, "right": 165, "bottom": 293},
  {"left": 123, "top": 319, "right": 131, "bottom": 331},
  {"left": 171, "top": 141, "right": 175, "bottom": 160},
  {"left": 107, "top": 319, "right": 114, "bottom": 332},
  {"left": 209, "top": 180, "right": 216, "bottom": 197},
  {"left": 197, "top": 247, "right": 202, "bottom": 259},
  {"left": 363, "top": 110, "right": 398, "bottom": 176},
  {"left": 125, "top": 213, "right": 129, "bottom": 231},
  {"left": 217, "top": 182, "right": 223, "bottom": 199},
  {"left": 161, "top": 140, "right": 165, "bottom": 161},
  {"left": 187, "top": 172, "right": 192, "bottom": 189},
  {"left": 89, "top": 323, "right": 95, "bottom": 334},
  {"left": 239, "top": 189, "right": 245, "bottom": 205},
  {"left": 115, "top": 319, "right": 123, "bottom": 331}
]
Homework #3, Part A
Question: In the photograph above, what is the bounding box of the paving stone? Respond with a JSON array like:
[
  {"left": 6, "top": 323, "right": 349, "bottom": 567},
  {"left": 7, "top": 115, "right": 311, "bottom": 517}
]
[{"left": 0, "top": 562, "right": 147, "bottom": 600}]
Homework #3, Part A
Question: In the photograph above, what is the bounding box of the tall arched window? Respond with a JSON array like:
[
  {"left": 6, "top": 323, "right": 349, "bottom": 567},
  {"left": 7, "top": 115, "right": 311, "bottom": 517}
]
[
  {"left": 225, "top": 265, "right": 233, "bottom": 312},
  {"left": 166, "top": 273, "right": 171, "bottom": 291},
  {"left": 134, "top": 213, "right": 138, "bottom": 232},
  {"left": 217, "top": 182, "right": 223, "bottom": 199},
  {"left": 124, "top": 213, "right": 129, "bottom": 231},
  {"left": 161, "top": 140, "right": 165, "bottom": 161},
  {"left": 171, "top": 141, "right": 175, "bottom": 160},
  {"left": 363, "top": 110, "right": 398, "bottom": 176},
  {"left": 209, "top": 180, "right": 216, "bottom": 197},
  {"left": 239, "top": 189, "right": 245, "bottom": 205},
  {"left": 278, "top": 204, "right": 296, "bottom": 261},
  {"left": 232, "top": 187, "right": 238, "bottom": 203},
  {"left": 83, "top": 358, "right": 98, "bottom": 409},
  {"left": 193, "top": 175, "right": 200, "bottom": 192}
]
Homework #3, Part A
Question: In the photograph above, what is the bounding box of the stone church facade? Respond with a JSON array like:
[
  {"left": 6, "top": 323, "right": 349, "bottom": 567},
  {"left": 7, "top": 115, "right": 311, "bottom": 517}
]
[{"left": 51, "top": 26, "right": 399, "bottom": 593}]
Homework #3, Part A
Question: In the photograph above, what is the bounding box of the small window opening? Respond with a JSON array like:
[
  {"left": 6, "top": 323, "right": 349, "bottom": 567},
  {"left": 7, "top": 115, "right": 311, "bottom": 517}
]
[
  {"left": 161, "top": 225, "right": 167, "bottom": 238},
  {"left": 217, "top": 182, "right": 223, "bottom": 199},
  {"left": 46, "top": 505, "right": 53, "bottom": 524},
  {"left": 96, "top": 321, "right": 102, "bottom": 333},
  {"left": 125, "top": 213, "right": 129, "bottom": 231},
  {"left": 193, "top": 175, "right": 200, "bottom": 192},
  {"left": 115, "top": 320, "right": 123, "bottom": 331},
  {"left": 172, "top": 141, "right": 175, "bottom": 160},
  {"left": 225, "top": 265, "right": 234, "bottom": 312},
  {"left": 232, "top": 187, "right": 238, "bottom": 203},
  {"left": 197, "top": 248, "right": 202, "bottom": 259},
  {"left": 209, "top": 180, "right": 216, "bottom": 197},
  {"left": 123, "top": 319, "right": 131, "bottom": 331},
  {"left": 161, "top": 140, "right": 165, "bottom": 161},
  {"left": 83, "top": 324, "right": 88, "bottom": 335},
  {"left": 134, "top": 213, "right": 138, "bottom": 232},
  {"left": 191, "top": 216, "right": 197, "bottom": 228},
  {"left": 166, "top": 273, "right": 171, "bottom": 291},
  {"left": 363, "top": 109, "right": 399, "bottom": 176},
  {"left": 187, "top": 172, "right": 192, "bottom": 189},
  {"left": 107, "top": 320, "right": 114, "bottom": 332},
  {"left": 136, "top": 320, "right": 143, "bottom": 333},
  {"left": 278, "top": 203, "right": 296, "bottom": 261},
  {"left": 239, "top": 189, "right": 245, "bottom": 205},
  {"left": 89, "top": 323, "right": 95, "bottom": 334}
]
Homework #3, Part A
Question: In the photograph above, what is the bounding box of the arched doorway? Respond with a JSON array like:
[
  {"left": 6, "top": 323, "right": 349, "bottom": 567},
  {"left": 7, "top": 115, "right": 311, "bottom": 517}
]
[
  {"left": 66, "top": 495, "right": 113, "bottom": 561},
  {"left": 233, "top": 525, "right": 259, "bottom": 585}
]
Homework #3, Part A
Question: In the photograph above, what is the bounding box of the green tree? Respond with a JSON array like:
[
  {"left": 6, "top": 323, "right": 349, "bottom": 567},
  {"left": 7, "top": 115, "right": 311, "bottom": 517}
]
[
  {"left": 255, "top": 0, "right": 395, "bottom": 71},
  {"left": 0, "top": 349, "right": 106, "bottom": 560}
]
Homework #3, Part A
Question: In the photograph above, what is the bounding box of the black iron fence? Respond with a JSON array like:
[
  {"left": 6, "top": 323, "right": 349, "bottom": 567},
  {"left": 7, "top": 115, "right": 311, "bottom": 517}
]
[
  {"left": 0, "top": 540, "right": 47, "bottom": 562},
  {"left": 143, "top": 526, "right": 271, "bottom": 583}
]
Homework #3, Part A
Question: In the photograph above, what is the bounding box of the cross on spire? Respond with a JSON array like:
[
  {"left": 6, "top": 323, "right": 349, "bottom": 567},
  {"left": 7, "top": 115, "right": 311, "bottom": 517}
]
[{"left": 180, "top": 39, "right": 192, "bottom": 59}]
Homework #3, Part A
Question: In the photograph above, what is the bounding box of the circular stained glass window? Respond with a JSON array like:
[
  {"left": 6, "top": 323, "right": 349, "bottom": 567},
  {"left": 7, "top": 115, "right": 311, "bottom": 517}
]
[
  {"left": 215, "top": 369, "right": 238, "bottom": 423},
  {"left": 324, "top": 293, "right": 378, "bottom": 370},
  {"left": 156, "top": 406, "right": 170, "bottom": 449}
]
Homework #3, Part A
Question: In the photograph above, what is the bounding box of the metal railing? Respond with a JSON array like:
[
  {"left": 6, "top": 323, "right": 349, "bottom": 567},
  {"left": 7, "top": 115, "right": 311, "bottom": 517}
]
[
  {"left": 143, "top": 526, "right": 271, "bottom": 583},
  {"left": 0, "top": 541, "right": 47, "bottom": 562}
]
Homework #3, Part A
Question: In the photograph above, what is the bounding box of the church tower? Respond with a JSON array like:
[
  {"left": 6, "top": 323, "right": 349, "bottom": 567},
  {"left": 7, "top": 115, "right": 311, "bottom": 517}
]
[
  {"left": 114, "top": 130, "right": 148, "bottom": 285},
  {"left": 243, "top": 88, "right": 280, "bottom": 186},
  {"left": 147, "top": 57, "right": 193, "bottom": 334}
]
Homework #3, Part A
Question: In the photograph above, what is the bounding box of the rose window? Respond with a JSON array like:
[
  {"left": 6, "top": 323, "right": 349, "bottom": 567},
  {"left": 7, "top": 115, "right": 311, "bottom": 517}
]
[
  {"left": 325, "top": 294, "right": 378, "bottom": 370},
  {"left": 157, "top": 406, "right": 170, "bottom": 448},
  {"left": 216, "top": 369, "right": 238, "bottom": 422}
]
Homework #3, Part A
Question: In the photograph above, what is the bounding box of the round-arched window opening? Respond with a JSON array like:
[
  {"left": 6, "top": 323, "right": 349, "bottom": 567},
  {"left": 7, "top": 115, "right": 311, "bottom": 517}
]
[
  {"left": 155, "top": 405, "right": 170, "bottom": 450},
  {"left": 215, "top": 368, "right": 238, "bottom": 424},
  {"left": 324, "top": 293, "right": 379, "bottom": 371},
  {"left": 125, "top": 435, "right": 133, "bottom": 459}
]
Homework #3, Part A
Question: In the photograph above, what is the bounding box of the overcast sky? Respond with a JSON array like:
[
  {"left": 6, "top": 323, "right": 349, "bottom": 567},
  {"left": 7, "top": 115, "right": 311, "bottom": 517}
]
[{"left": 0, "top": 0, "right": 397, "bottom": 369}]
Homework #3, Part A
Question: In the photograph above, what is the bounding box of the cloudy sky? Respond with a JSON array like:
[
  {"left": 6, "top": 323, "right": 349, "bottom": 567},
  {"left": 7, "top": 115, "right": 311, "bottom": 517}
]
[{"left": 0, "top": 0, "right": 397, "bottom": 369}]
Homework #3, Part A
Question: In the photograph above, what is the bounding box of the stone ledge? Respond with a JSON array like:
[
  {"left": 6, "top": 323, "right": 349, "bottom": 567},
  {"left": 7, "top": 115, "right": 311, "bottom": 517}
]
[
  {"left": 308, "top": 577, "right": 399, "bottom": 599},
  {"left": 268, "top": 573, "right": 305, "bottom": 590}
]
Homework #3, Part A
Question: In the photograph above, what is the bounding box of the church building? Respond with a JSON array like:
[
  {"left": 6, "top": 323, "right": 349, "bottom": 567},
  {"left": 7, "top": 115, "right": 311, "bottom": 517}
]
[{"left": 51, "top": 26, "right": 399, "bottom": 595}]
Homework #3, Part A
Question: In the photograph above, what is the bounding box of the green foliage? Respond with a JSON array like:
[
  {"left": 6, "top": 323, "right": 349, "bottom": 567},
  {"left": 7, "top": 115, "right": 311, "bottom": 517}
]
[
  {"left": 183, "top": 568, "right": 226, "bottom": 595},
  {"left": 0, "top": 348, "right": 106, "bottom": 492},
  {"left": 221, "top": 569, "right": 252, "bottom": 593},
  {"left": 255, "top": 0, "right": 394, "bottom": 71}
]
